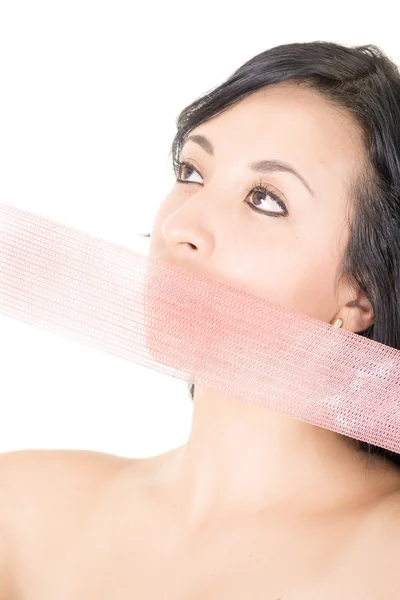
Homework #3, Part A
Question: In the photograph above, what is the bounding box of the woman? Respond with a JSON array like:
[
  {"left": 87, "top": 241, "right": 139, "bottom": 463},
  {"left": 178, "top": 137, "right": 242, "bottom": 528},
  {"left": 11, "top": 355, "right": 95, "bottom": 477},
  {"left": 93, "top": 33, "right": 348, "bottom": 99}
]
[{"left": 1, "top": 40, "right": 400, "bottom": 599}]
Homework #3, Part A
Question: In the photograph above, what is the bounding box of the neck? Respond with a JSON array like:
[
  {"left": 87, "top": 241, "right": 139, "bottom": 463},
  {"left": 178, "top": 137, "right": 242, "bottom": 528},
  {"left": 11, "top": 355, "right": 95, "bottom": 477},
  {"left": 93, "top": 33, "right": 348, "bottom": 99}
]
[{"left": 159, "top": 385, "right": 399, "bottom": 533}]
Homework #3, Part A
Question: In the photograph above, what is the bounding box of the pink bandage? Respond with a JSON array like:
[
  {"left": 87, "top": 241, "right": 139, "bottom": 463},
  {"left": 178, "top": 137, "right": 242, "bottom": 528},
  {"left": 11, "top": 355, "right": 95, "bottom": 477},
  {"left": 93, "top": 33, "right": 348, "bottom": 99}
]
[{"left": 0, "top": 202, "right": 399, "bottom": 453}]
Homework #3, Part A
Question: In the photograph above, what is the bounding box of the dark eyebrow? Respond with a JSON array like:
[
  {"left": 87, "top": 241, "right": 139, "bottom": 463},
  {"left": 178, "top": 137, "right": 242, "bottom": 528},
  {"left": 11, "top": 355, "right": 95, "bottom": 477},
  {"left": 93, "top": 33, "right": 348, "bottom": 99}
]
[{"left": 185, "top": 134, "right": 316, "bottom": 198}]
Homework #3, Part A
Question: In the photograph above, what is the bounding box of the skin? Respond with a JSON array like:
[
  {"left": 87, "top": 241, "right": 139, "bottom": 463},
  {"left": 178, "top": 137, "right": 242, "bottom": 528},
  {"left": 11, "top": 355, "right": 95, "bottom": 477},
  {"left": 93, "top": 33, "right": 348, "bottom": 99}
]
[
  {"left": 2, "top": 81, "right": 400, "bottom": 599},
  {"left": 148, "top": 81, "right": 400, "bottom": 537}
]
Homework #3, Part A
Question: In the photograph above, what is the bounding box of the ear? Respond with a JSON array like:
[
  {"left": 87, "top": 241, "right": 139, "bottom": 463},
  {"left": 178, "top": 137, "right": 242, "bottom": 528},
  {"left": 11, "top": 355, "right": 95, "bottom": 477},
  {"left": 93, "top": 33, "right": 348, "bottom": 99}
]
[{"left": 333, "top": 288, "right": 374, "bottom": 333}]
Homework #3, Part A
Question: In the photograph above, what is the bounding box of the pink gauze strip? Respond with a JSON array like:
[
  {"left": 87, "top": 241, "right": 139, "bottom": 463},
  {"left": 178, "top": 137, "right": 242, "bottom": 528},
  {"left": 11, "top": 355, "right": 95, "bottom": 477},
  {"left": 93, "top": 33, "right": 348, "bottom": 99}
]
[{"left": 0, "top": 201, "right": 399, "bottom": 453}]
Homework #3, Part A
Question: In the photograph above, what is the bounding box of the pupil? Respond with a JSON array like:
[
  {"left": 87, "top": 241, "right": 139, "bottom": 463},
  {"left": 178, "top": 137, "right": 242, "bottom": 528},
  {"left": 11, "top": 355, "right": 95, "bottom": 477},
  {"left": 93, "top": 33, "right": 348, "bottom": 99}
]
[{"left": 253, "top": 192, "right": 263, "bottom": 206}]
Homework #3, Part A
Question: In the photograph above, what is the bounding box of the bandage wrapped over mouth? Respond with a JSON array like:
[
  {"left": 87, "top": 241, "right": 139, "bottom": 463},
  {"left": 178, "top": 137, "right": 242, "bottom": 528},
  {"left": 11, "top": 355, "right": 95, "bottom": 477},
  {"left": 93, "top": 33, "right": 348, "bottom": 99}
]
[{"left": 0, "top": 202, "right": 399, "bottom": 453}]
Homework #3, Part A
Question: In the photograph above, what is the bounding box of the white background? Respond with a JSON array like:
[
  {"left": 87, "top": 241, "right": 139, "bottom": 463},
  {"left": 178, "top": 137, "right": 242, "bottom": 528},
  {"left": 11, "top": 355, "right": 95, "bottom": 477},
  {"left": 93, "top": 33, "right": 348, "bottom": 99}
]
[{"left": 0, "top": 1, "right": 398, "bottom": 456}]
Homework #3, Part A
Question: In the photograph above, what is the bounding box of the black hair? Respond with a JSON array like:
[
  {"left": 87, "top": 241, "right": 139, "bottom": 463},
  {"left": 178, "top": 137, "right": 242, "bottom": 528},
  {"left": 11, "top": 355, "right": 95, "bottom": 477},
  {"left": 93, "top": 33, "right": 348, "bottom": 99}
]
[{"left": 145, "top": 41, "right": 400, "bottom": 468}]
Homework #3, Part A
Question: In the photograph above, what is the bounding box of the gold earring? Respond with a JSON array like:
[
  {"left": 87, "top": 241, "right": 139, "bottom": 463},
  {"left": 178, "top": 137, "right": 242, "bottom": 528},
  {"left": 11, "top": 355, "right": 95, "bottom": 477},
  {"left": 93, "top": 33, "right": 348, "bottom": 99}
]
[{"left": 333, "top": 318, "right": 343, "bottom": 328}]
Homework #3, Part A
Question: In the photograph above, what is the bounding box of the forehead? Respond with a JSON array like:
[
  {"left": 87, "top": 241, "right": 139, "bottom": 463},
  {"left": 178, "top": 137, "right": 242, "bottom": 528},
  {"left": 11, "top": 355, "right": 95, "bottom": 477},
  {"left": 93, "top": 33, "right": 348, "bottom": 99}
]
[{"left": 189, "top": 83, "right": 365, "bottom": 197}]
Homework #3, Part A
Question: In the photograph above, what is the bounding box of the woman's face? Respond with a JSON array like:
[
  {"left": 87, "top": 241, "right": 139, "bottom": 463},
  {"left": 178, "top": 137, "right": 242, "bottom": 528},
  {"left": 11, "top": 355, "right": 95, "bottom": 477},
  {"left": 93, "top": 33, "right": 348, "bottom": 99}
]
[{"left": 149, "top": 82, "right": 367, "bottom": 323}]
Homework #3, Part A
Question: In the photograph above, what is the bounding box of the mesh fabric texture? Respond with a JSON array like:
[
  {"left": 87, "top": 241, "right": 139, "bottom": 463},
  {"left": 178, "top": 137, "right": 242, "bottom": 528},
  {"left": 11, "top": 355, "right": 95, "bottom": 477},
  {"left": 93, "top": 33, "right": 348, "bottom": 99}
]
[{"left": 0, "top": 202, "right": 399, "bottom": 453}]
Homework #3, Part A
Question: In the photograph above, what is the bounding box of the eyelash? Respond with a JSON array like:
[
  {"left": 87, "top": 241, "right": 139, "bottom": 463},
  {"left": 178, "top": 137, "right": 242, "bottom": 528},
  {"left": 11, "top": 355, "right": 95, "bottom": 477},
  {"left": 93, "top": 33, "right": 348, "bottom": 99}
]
[{"left": 173, "top": 159, "right": 288, "bottom": 218}]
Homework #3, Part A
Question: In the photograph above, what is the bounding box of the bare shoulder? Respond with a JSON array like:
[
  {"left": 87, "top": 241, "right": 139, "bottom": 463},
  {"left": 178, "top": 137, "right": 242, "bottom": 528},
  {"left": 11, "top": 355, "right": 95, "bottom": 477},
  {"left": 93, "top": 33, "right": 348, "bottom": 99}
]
[
  {"left": 0, "top": 445, "right": 132, "bottom": 478},
  {"left": 0, "top": 447, "right": 134, "bottom": 525},
  {"left": 0, "top": 448, "right": 135, "bottom": 598}
]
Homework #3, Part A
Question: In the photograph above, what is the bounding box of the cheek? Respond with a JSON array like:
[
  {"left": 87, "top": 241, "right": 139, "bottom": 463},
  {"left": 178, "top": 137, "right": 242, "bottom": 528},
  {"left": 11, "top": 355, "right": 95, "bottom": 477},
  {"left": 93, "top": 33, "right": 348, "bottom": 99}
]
[
  {"left": 280, "top": 260, "right": 339, "bottom": 320},
  {"left": 265, "top": 209, "right": 348, "bottom": 319},
  {"left": 221, "top": 232, "right": 341, "bottom": 322},
  {"left": 273, "top": 238, "right": 345, "bottom": 320}
]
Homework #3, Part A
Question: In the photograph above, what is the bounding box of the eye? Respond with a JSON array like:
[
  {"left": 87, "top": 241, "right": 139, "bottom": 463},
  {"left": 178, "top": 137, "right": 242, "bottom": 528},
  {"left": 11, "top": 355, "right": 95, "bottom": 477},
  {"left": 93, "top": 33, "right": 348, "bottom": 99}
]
[
  {"left": 175, "top": 160, "right": 203, "bottom": 184},
  {"left": 174, "top": 159, "right": 288, "bottom": 217},
  {"left": 244, "top": 182, "right": 288, "bottom": 217}
]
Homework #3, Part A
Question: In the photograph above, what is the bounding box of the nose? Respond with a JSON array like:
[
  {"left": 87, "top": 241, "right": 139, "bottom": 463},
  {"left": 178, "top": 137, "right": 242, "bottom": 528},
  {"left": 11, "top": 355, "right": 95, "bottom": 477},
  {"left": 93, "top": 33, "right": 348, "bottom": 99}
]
[{"left": 161, "top": 209, "right": 215, "bottom": 259}]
